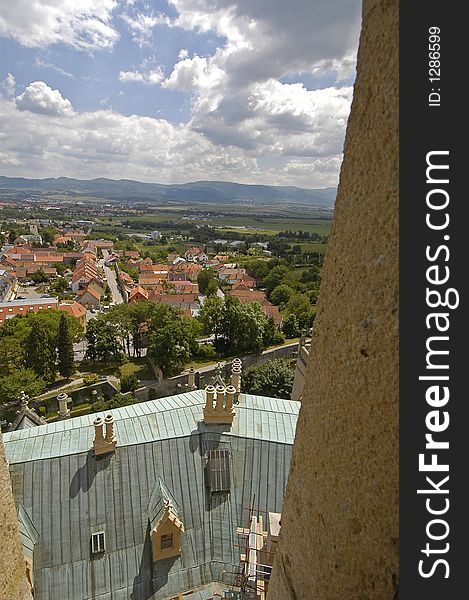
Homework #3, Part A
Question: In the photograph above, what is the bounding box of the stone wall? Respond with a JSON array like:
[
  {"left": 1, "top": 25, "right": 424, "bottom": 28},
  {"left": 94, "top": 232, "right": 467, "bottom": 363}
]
[
  {"left": 0, "top": 433, "right": 33, "bottom": 600},
  {"left": 268, "top": 0, "right": 398, "bottom": 598},
  {"left": 135, "top": 342, "right": 299, "bottom": 400}
]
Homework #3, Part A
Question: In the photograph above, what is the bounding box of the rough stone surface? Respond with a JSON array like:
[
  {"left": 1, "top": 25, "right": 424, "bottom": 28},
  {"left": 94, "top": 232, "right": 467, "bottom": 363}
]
[
  {"left": 0, "top": 433, "right": 33, "bottom": 600},
  {"left": 268, "top": 0, "right": 398, "bottom": 598}
]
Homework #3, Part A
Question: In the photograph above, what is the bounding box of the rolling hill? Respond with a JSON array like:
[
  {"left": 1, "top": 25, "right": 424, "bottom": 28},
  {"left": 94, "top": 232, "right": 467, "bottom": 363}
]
[{"left": 0, "top": 176, "right": 336, "bottom": 208}]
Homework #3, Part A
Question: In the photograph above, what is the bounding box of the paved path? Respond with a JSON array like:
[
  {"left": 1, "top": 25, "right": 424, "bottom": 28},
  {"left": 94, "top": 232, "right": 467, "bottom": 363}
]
[{"left": 103, "top": 265, "right": 124, "bottom": 304}]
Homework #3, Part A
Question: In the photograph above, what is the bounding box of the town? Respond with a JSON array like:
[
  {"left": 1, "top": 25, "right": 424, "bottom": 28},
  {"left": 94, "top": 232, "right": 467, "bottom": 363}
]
[
  {"left": 0, "top": 206, "right": 323, "bottom": 429},
  {"left": 0, "top": 202, "right": 320, "bottom": 599}
]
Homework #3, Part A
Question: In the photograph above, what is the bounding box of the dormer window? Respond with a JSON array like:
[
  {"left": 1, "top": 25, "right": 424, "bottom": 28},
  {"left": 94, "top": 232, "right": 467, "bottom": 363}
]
[
  {"left": 160, "top": 533, "right": 173, "bottom": 549},
  {"left": 91, "top": 531, "right": 105, "bottom": 554},
  {"left": 148, "top": 478, "right": 184, "bottom": 561}
]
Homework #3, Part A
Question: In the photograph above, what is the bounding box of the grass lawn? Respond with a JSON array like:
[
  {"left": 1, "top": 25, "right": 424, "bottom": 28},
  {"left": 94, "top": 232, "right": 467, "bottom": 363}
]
[
  {"left": 78, "top": 357, "right": 155, "bottom": 381},
  {"left": 298, "top": 242, "right": 328, "bottom": 253},
  {"left": 36, "top": 380, "right": 83, "bottom": 401},
  {"left": 134, "top": 242, "right": 187, "bottom": 256},
  {"left": 78, "top": 363, "right": 121, "bottom": 377}
]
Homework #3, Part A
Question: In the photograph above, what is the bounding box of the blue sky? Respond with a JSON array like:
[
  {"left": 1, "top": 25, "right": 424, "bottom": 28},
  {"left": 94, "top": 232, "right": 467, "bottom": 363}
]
[{"left": 0, "top": 0, "right": 361, "bottom": 188}]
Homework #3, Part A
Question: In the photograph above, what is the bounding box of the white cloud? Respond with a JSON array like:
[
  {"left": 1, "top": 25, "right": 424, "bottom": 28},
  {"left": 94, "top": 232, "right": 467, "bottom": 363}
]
[
  {"left": 1, "top": 73, "right": 16, "bottom": 97},
  {"left": 122, "top": 11, "right": 171, "bottom": 46},
  {"left": 163, "top": 56, "right": 225, "bottom": 93},
  {"left": 0, "top": 0, "right": 119, "bottom": 51},
  {"left": 0, "top": 93, "right": 257, "bottom": 183},
  {"left": 34, "top": 58, "right": 76, "bottom": 79},
  {"left": 119, "top": 66, "right": 165, "bottom": 86},
  {"left": 15, "top": 81, "right": 74, "bottom": 116},
  {"left": 0, "top": 0, "right": 361, "bottom": 188},
  {"left": 166, "top": 0, "right": 361, "bottom": 84},
  {"left": 157, "top": 0, "right": 359, "bottom": 165}
]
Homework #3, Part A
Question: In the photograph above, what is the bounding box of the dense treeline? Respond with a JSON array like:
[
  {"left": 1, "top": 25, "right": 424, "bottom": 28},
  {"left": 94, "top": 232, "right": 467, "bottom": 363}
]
[
  {"left": 83, "top": 297, "right": 285, "bottom": 375},
  {"left": 0, "top": 310, "right": 82, "bottom": 402}
]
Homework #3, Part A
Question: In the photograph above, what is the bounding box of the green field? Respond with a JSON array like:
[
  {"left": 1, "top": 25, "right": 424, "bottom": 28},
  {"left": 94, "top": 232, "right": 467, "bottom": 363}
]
[{"left": 121, "top": 211, "right": 332, "bottom": 238}]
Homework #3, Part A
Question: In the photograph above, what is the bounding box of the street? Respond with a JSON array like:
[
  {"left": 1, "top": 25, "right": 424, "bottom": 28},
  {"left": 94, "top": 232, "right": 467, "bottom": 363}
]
[
  {"left": 100, "top": 250, "right": 124, "bottom": 304},
  {"left": 103, "top": 265, "right": 124, "bottom": 304}
]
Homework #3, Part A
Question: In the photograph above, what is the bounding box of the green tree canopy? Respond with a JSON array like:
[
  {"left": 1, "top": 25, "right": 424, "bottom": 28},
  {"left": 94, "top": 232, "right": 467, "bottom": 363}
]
[
  {"left": 270, "top": 284, "right": 295, "bottom": 306},
  {"left": 197, "top": 267, "right": 216, "bottom": 294},
  {"left": 24, "top": 320, "right": 57, "bottom": 384},
  {"left": 199, "top": 295, "right": 223, "bottom": 340},
  {"left": 149, "top": 317, "right": 197, "bottom": 375},
  {"left": 84, "top": 318, "right": 121, "bottom": 363},
  {"left": 262, "top": 265, "right": 292, "bottom": 293},
  {"left": 57, "top": 313, "right": 75, "bottom": 378},
  {"left": 241, "top": 359, "right": 295, "bottom": 399},
  {"left": 0, "top": 368, "right": 46, "bottom": 403},
  {"left": 282, "top": 313, "right": 300, "bottom": 339},
  {"left": 217, "top": 297, "right": 268, "bottom": 356}
]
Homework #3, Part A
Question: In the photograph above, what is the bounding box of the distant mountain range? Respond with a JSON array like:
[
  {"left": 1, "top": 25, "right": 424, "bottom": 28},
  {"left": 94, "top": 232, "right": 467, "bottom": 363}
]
[{"left": 0, "top": 176, "right": 336, "bottom": 208}]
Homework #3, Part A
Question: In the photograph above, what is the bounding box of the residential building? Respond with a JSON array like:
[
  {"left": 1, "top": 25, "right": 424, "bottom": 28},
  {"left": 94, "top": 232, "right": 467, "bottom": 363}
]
[
  {"left": 128, "top": 286, "right": 149, "bottom": 302},
  {"left": 2, "top": 382, "right": 299, "bottom": 599},
  {"left": 57, "top": 302, "right": 87, "bottom": 329},
  {"left": 13, "top": 234, "right": 43, "bottom": 245},
  {"left": 0, "top": 298, "right": 59, "bottom": 325},
  {"left": 76, "top": 286, "right": 101, "bottom": 309},
  {"left": 184, "top": 247, "right": 208, "bottom": 263},
  {"left": 0, "top": 269, "right": 18, "bottom": 302}
]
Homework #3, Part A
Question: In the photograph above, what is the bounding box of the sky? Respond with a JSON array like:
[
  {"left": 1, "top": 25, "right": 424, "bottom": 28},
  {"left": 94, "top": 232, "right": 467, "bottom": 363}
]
[{"left": 0, "top": 0, "right": 361, "bottom": 189}]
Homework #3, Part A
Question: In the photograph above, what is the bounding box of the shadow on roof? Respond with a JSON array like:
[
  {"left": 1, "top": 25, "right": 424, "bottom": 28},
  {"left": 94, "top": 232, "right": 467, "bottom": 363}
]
[{"left": 69, "top": 449, "right": 113, "bottom": 499}]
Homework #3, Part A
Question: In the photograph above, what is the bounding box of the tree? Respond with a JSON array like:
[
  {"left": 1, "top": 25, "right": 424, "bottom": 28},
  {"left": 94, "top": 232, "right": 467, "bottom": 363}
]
[
  {"left": 24, "top": 320, "right": 57, "bottom": 384},
  {"left": 120, "top": 372, "right": 139, "bottom": 393},
  {"left": 300, "top": 265, "right": 321, "bottom": 284},
  {"left": 262, "top": 265, "right": 295, "bottom": 294},
  {"left": 119, "top": 362, "right": 141, "bottom": 393},
  {"left": 50, "top": 276, "right": 69, "bottom": 295},
  {"left": 30, "top": 270, "right": 49, "bottom": 284},
  {"left": 282, "top": 314, "right": 300, "bottom": 338},
  {"left": 199, "top": 295, "right": 223, "bottom": 341},
  {"left": 0, "top": 336, "right": 23, "bottom": 371},
  {"left": 206, "top": 278, "right": 219, "bottom": 296},
  {"left": 218, "top": 298, "right": 268, "bottom": 356},
  {"left": 197, "top": 268, "right": 216, "bottom": 294},
  {"left": 149, "top": 318, "right": 197, "bottom": 374},
  {"left": 85, "top": 318, "right": 121, "bottom": 363},
  {"left": 241, "top": 359, "right": 295, "bottom": 399},
  {"left": 0, "top": 368, "right": 46, "bottom": 403},
  {"left": 57, "top": 313, "right": 75, "bottom": 378},
  {"left": 262, "top": 316, "right": 285, "bottom": 346},
  {"left": 270, "top": 284, "right": 295, "bottom": 306},
  {"left": 286, "top": 293, "right": 315, "bottom": 330},
  {"left": 41, "top": 227, "right": 58, "bottom": 244}
]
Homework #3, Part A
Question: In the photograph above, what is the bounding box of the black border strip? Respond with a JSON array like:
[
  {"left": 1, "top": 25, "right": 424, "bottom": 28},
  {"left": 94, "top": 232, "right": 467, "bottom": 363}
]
[{"left": 400, "top": 2, "right": 466, "bottom": 596}]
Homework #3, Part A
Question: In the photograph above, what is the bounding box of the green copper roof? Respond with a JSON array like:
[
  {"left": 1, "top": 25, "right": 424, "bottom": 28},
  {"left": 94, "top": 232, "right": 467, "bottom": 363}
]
[
  {"left": 4, "top": 390, "right": 299, "bottom": 599},
  {"left": 3, "top": 390, "right": 299, "bottom": 463}
]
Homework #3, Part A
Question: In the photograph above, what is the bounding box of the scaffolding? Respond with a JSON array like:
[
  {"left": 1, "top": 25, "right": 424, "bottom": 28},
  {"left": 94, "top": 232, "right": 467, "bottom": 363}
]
[{"left": 234, "top": 496, "right": 281, "bottom": 600}]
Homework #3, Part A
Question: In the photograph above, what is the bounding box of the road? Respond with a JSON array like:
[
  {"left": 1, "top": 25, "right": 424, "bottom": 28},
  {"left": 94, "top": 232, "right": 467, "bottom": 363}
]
[
  {"left": 99, "top": 251, "right": 124, "bottom": 305},
  {"left": 103, "top": 265, "right": 124, "bottom": 304}
]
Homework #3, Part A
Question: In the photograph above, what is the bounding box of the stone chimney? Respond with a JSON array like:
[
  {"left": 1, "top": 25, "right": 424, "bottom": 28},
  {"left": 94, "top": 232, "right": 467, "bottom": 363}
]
[
  {"left": 19, "top": 391, "right": 29, "bottom": 410},
  {"left": 231, "top": 358, "right": 242, "bottom": 395},
  {"left": 104, "top": 414, "right": 116, "bottom": 447},
  {"left": 203, "top": 384, "right": 235, "bottom": 425},
  {"left": 225, "top": 385, "right": 236, "bottom": 413},
  {"left": 57, "top": 393, "right": 71, "bottom": 420},
  {"left": 186, "top": 367, "right": 196, "bottom": 390},
  {"left": 93, "top": 414, "right": 117, "bottom": 456},
  {"left": 204, "top": 385, "right": 216, "bottom": 416}
]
